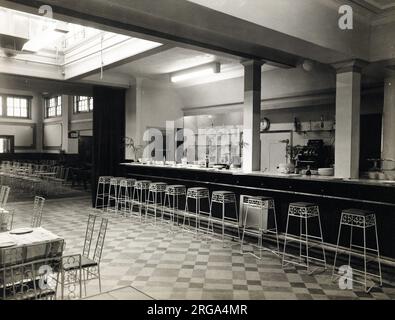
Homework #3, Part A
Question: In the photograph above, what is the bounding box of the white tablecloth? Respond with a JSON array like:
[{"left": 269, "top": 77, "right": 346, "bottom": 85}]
[{"left": 0, "top": 228, "right": 64, "bottom": 267}]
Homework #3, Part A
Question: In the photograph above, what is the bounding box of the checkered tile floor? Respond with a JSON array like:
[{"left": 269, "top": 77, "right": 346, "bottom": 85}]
[{"left": 7, "top": 195, "right": 395, "bottom": 300}]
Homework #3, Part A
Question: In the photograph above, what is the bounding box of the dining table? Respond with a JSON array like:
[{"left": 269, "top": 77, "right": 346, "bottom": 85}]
[{"left": 0, "top": 227, "right": 64, "bottom": 267}]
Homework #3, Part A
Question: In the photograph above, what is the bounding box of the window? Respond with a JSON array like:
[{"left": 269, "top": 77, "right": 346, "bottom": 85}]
[
  {"left": 45, "top": 96, "right": 62, "bottom": 118},
  {"left": 73, "top": 96, "right": 93, "bottom": 113},
  {"left": 0, "top": 97, "right": 2, "bottom": 115},
  {"left": 6, "top": 96, "right": 29, "bottom": 118}
]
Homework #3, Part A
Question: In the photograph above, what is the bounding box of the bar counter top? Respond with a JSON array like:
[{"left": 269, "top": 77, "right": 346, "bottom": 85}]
[{"left": 120, "top": 162, "right": 395, "bottom": 187}]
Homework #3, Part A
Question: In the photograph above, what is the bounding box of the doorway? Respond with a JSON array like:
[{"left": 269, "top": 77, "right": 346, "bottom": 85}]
[
  {"left": 78, "top": 136, "right": 93, "bottom": 165},
  {"left": 261, "top": 131, "right": 293, "bottom": 173}
]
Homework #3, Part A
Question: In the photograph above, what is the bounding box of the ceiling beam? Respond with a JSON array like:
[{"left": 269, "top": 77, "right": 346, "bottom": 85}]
[
  {"left": 66, "top": 44, "right": 173, "bottom": 80},
  {"left": 1, "top": 0, "right": 302, "bottom": 67}
]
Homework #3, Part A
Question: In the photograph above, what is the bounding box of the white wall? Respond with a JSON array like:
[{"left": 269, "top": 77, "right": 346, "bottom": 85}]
[
  {"left": 125, "top": 78, "right": 185, "bottom": 160},
  {"left": 0, "top": 88, "right": 42, "bottom": 153},
  {"left": 180, "top": 65, "right": 384, "bottom": 151},
  {"left": 178, "top": 64, "right": 336, "bottom": 109}
]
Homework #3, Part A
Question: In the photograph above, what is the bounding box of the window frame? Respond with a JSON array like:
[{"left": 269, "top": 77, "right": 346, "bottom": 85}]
[
  {"left": 0, "top": 94, "right": 32, "bottom": 119},
  {"left": 45, "top": 95, "right": 62, "bottom": 119},
  {"left": 73, "top": 96, "right": 94, "bottom": 114}
]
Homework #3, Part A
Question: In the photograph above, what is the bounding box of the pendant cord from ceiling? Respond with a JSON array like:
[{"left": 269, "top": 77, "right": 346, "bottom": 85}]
[{"left": 100, "top": 33, "right": 104, "bottom": 80}]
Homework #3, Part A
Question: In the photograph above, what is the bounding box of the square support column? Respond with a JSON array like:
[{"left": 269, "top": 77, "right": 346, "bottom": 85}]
[
  {"left": 242, "top": 60, "right": 263, "bottom": 172},
  {"left": 333, "top": 60, "right": 365, "bottom": 179},
  {"left": 382, "top": 75, "right": 395, "bottom": 169}
]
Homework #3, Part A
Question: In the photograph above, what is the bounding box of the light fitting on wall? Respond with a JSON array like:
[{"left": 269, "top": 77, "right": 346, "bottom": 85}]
[
  {"left": 170, "top": 62, "right": 221, "bottom": 83},
  {"left": 301, "top": 59, "right": 314, "bottom": 72}
]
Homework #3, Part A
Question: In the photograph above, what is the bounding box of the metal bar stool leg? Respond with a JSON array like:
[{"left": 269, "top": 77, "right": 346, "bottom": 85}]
[
  {"left": 363, "top": 221, "right": 368, "bottom": 292},
  {"left": 374, "top": 216, "right": 383, "bottom": 286},
  {"left": 332, "top": 214, "right": 343, "bottom": 280},
  {"left": 282, "top": 212, "right": 291, "bottom": 268},
  {"left": 317, "top": 208, "right": 327, "bottom": 268},
  {"left": 304, "top": 216, "right": 310, "bottom": 271},
  {"left": 240, "top": 204, "right": 250, "bottom": 254}
]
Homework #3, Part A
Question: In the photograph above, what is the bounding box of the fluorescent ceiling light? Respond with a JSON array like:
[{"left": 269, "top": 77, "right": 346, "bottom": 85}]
[{"left": 171, "top": 62, "right": 220, "bottom": 83}]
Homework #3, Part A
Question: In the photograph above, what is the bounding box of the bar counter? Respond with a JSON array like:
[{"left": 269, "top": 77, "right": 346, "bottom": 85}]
[{"left": 120, "top": 162, "right": 395, "bottom": 260}]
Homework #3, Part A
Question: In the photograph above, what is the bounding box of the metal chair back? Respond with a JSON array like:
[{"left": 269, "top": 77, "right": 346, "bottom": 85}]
[
  {"left": 0, "top": 240, "right": 64, "bottom": 300},
  {"left": 0, "top": 186, "right": 10, "bottom": 209},
  {"left": 93, "top": 218, "right": 108, "bottom": 264},
  {"left": 31, "top": 196, "right": 45, "bottom": 228},
  {"left": 82, "top": 214, "right": 97, "bottom": 258}
]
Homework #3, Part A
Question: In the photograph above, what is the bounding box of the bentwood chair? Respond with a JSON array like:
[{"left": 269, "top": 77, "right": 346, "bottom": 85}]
[{"left": 31, "top": 196, "right": 45, "bottom": 228}]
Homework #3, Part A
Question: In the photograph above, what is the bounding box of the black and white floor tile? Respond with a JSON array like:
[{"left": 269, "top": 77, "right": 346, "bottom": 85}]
[{"left": 7, "top": 195, "right": 395, "bottom": 300}]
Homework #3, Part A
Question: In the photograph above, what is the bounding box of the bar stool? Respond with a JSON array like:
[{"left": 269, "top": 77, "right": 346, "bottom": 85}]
[
  {"left": 162, "top": 185, "right": 186, "bottom": 229},
  {"left": 131, "top": 180, "right": 151, "bottom": 218},
  {"left": 183, "top": 187, "right": 211, "bottom": 236},
  {"left": 210, "top": 191, "right": 240, "bottom": 247},
  {"left": 95, "top": 176, "right": 112, "bottom": 211},
  {"left": 282, "top": 202, "right": 327, "bottom": 272},
  {"left": 117, "top": 178, "right": 136, "bottom": 215},
  {"left": 241, "top": 196, "right": 279, "bottom": 259},
  {"left": 107, "top": 177, "right": 121, "bottom": 213},
  {"left": 145, "top": 182, "right": 167, "bottom": 225},
  {"left": 332, "top": 209, "right": 382, "bottom": 293}
]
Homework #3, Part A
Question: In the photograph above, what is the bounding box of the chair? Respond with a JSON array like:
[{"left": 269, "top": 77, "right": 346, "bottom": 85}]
[
  {"left": 0, "top": 186, "right": 10, "bottom": 209},
  {"left": 0, "top": 241, "right": 64, "bottom": 300},
  {"left": 59, "top": 254, "right": 82, "bottom": 300},
  {"left": 64, "top": 214, "right": 108, "bottom": 296},
  {"left": 31, "top": 196, "right": 45, "bottom": 228},
  {"left": 49, "top": 167, "right": 70, "bottom": 193},
  {"left": 82, "top": 216, "right": 108, "bottom": 295},
  {"left": 0, "top": 209, "right": 14, "bottom": 232},
  {"left": 0, "top": 258, "right": 60, "bottom": 300}
]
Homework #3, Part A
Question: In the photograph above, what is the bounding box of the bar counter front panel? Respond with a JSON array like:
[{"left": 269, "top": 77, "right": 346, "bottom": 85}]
[{"left": 121, "top": 163, "right": 395, "bottom": 260}]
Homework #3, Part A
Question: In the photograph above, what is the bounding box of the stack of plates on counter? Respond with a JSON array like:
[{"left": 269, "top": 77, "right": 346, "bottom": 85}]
[{"left": 318, "top": 168, "right": 334, "bottom": 176}]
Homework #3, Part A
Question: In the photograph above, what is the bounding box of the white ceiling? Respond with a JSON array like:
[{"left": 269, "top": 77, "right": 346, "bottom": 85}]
[
  {"left": 107, "top": 46, "right": 279, "bottom": 87},
  {"left": 109, "top": 47, "right": 240, "bottom": 78}
]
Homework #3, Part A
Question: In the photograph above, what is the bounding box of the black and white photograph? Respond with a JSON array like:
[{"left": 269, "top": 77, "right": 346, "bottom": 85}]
[{"left": 0, "top": 0, "right": 395, "bottom": 309}]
